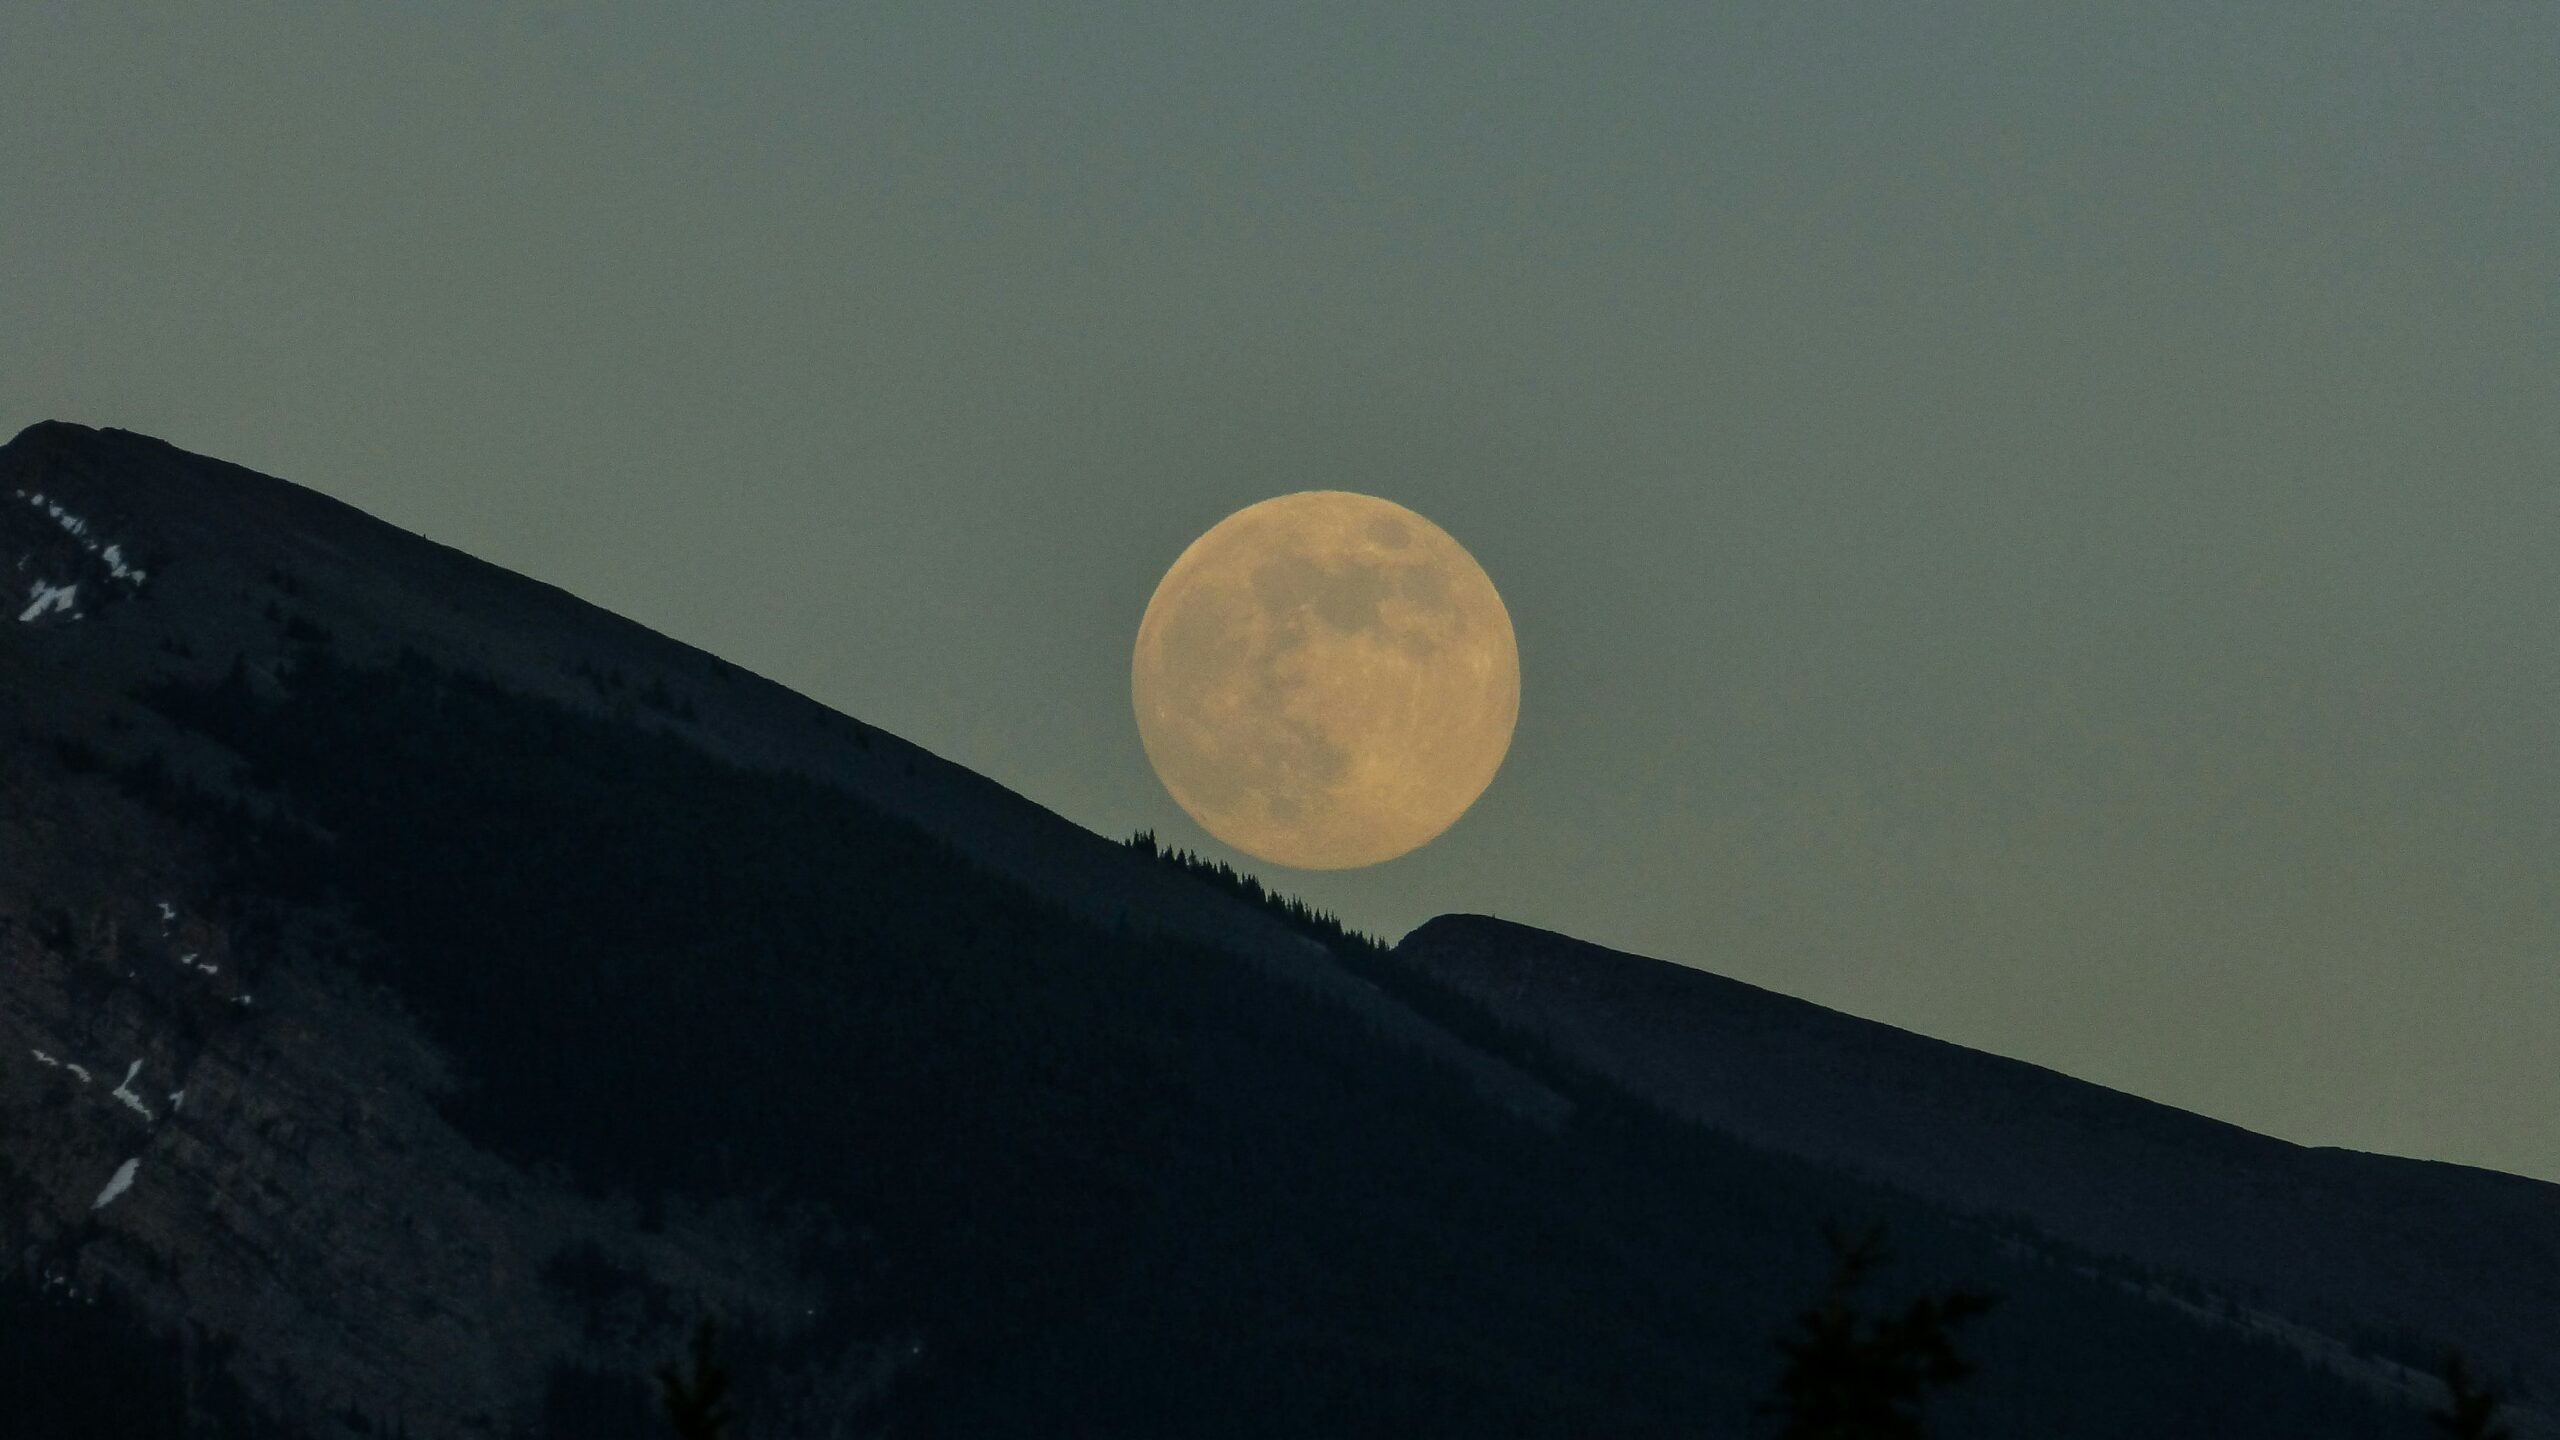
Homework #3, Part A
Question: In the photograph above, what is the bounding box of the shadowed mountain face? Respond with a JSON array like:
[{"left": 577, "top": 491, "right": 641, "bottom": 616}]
[
  {"left": 1394, "top": 915, "right": 2560, "bottom": 1412},
  {"left": 0, "top": 421, "right": 2520, "bottom": 1436}
]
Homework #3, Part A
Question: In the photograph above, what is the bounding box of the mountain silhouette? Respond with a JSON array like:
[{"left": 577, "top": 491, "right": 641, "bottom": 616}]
[
  {"left": 1399, "top": 915, "right": 2560, "bottom": 1415},
  {"left": 2, "top": 421, "right": 2546, "bottom": 1437}
]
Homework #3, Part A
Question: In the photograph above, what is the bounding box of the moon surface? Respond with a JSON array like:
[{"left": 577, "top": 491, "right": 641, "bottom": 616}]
[{"left": 1132, "top": 491, "right": 1520, "bottom": 870}]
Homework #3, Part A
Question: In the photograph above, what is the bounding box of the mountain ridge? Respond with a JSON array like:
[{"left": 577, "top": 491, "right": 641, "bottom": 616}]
[
  {"left": 1395, "top": 912, "right": 2560, "bottom": 1407},
  {"left": 2, "top": 419, "right": 1569, "bottom": 1127},
  {"left": 1, "top": 419, "right": 2528, "bottom": 1436}
]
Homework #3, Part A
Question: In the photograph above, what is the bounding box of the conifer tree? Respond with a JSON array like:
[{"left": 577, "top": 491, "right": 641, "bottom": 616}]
[
  {"left": 658, "top": 1318, "right": 735, "bottom": 1440},
  {"left": 1763, "top": 1223, "right": 1998, "bottom": 1440},
  {"left": 2429, "top": 1355, "right": 2512, "bottom": 1440}
]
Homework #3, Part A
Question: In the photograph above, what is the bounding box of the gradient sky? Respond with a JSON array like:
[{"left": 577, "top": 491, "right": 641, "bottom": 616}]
[{"left": 6, "top": 4, "right": 2553, "bottom": 1181}]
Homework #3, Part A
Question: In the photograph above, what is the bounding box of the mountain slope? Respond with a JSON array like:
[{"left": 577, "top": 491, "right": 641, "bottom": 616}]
[
  {"left": 0, "top": 420, "right": 1562, "bottom": 1127},
  {"left": 0, "top": 421, "right": 2491, "bottom": 1437},
  {"left": 1396, "top": 914, "right": 2560, "bottom": 1411}
]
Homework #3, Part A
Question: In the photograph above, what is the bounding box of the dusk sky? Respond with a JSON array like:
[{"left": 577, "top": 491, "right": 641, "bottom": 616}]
[{"left": 5, "top": 5, "right": 2553, "bottom": 1181}]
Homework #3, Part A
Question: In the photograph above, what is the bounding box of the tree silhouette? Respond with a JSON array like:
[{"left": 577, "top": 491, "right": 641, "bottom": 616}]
[
  {"left": 1763, "top": 1223, "right": 1999, "bottom": 1440},
  {"left": 657, "top": 1318, "right": 735, "bottom": 1440},
  {"left": 2429, "top": 1354, "right": 2511, "bottom": 1440}
]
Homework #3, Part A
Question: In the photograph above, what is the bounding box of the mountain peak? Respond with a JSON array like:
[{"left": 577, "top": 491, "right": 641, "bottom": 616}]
[{"left": 4, "top": 417, "right": 100, "bottom": 449}]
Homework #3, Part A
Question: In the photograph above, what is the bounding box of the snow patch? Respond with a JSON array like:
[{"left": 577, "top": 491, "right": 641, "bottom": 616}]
[
  {"left": 14, "top": 490, "right": 147, "bottom": 587},
  {"left": 157, "top": 901, "right": 177, "bottom": 931},
  {"left": 167, "top": 1088, "right": 186, "bottom": 1112},
  {"left": 63, "top": 1063, "right": 92, "bottom": 1084},
  {"left": 18, "top": 581, "right": 76, "bottom": 623},
  {"left": 90, "top": 1158, "right": 140, "bottom": 1211},
  {"left": 30, "top": 1049, "right": 61, "bottom": 1070},
  {"left": 109, "top": 1060, "right": 155, "bottom": 1121}
]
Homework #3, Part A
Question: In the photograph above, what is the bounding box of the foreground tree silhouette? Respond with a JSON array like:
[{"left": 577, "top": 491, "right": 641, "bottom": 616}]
[
  {"left": 1763, "top": 1224, "right": 1999, "bottom": 1440},
  {"left": 658, "top": 1318, "right": 735, "bottom": 1440},
  {"left": 2429, "top": 1354, "right": 2512, "bottom": 1440}
]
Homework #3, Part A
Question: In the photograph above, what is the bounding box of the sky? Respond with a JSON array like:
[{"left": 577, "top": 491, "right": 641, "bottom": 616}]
[{"left": 4, "top": 4, "right": 2553, "bottom": 1182}]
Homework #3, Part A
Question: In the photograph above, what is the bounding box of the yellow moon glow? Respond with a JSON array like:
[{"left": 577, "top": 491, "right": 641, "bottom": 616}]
[{"left": 1131, "top": 491, "right": 1520, "bottom": 870}]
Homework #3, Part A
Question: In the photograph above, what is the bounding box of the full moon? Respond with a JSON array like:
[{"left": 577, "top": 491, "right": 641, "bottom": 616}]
[{"left": 1132, "top": 492, "right": 1520, "bottom": 870}]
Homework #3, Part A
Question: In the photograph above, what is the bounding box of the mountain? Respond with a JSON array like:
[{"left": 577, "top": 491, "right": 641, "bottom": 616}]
[
  {"left": 0, "top": 420, "right": 2540, "bottom": 1437},
  {"left": 1397, "top": 915, "right": 2560, "bottom": 1413}
]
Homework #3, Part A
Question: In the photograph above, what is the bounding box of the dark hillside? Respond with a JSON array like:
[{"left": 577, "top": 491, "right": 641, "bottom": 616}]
[
  {"left": 79, "top": 645, "right": 2414, "bottom": 1437},
  {"left": 0, "top": 422, "right": 2471, "bottom": 1436},
  {"left": 1394, "top": 914, "right": 2560, "bottom": 1413}
]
